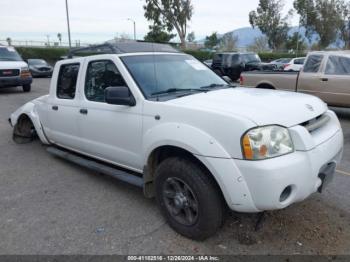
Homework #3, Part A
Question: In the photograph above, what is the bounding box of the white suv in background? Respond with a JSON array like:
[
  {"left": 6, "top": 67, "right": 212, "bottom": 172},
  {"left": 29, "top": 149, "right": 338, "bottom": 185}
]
[{"left": 0, "top": 45, "right": 32, "bottom": 92}]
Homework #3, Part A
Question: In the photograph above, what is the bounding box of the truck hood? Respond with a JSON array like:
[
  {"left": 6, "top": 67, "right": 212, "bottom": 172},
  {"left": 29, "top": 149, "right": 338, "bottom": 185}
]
[
  {"left": 0, "top": 61, "right": 27, "bottom": 69},
  {"left": 169, "top": 87, "right": 327, "bottom": 127}
]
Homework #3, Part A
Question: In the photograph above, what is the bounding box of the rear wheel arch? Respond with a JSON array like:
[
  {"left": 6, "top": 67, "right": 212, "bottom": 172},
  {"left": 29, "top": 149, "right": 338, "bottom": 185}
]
[{"left": 256, "top": 83, "right": 275, "bottom": 89}]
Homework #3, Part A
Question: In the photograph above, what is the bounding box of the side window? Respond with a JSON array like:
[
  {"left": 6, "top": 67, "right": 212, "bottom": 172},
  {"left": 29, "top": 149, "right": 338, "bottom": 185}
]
[
  {"left": 85, "top": 60, "right": 126, "bottom": 103},
  {"left": 294, "top": 59, "right": 304, "bottom": 65},
  {"left": 303, "top": 55, "right": 323, "bottom": 73},
  {"left": 325, "top": 56, "right": 350, "bottom": 75},
  {"left": 57, "top": 63, "right": 80, "bottom": 99}
]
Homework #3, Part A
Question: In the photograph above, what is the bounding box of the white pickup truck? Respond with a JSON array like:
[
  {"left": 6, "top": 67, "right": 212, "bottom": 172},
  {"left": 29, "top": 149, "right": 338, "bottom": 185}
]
[{"left": 9, "top": 42, "right": 343, "bottom": 240}]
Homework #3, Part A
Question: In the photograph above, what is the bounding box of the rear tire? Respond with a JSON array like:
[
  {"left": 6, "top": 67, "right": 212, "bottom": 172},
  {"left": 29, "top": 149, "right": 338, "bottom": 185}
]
[
  {"left": 155, "top": 157, "right": 224, "bottom": 240},
  {"left": 23, "top": 84, "right": 31, "bottom": 92}
]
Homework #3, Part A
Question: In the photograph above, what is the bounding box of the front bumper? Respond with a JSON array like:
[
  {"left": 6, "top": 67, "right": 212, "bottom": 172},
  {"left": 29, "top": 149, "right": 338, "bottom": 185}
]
[
  {"left": 234, "top": 128, "right": 343, "bottom": 212},
  {"left": 0, "top": 76, "right": 32, "bottom": 88}
]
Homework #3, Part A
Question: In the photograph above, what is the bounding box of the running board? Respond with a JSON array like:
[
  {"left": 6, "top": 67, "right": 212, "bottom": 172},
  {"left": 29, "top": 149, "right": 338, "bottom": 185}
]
[{"left": 47, "top": 147, "right": 144, "bottom": 188}]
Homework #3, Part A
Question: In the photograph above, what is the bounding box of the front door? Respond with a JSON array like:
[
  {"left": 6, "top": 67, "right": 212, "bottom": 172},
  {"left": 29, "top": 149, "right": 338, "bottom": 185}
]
[
  {"left": 297, "top": 54, "right": 326, "bottom": 101},
  {"left": 77, "top": 57, "right": 143, "bottom": 171},
  {"left": 321, "top": 55, "right": 350, "bottom": 107}
]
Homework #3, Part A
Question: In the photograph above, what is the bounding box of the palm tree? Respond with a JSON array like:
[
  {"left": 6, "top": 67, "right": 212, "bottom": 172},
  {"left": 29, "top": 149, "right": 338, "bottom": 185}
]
[
  {"left": 6, "top": 37, "right": 12, "bottom": 46},
  {"left": 57, "top": 33, "right": 62, "bottom": 46}
]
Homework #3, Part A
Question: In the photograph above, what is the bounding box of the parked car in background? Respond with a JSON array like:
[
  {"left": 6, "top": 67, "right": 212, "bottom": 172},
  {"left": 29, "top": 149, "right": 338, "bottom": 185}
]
[
  {"left": 211, "top": 52, "right": 276, "bottom": 81},
  {"left": 0, "top": 45, "right": 32, "bottom": 92},
  {"left": 283, "top": 57, "right": 306, "bottom": 71},
  {"left": 241, "top": 51, "right": 350, "bottom": 107},
  {"left": 270, "top": 58, "right": 292, "bottom": 70},
  {"left": 10, "top": 43, "right": 343, "bottom": 240},
  {"left": 28, "top": 59, "right": 53, "bottom": 77}
]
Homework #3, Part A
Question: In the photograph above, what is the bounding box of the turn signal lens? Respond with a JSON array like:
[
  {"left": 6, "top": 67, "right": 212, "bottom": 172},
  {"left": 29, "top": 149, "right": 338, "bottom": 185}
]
[
  {"left": 242, "top": 134, "right": 253, "bottom": 160},
  {"left": 20, "top": 67, "right": 31, "bottom": 78}
]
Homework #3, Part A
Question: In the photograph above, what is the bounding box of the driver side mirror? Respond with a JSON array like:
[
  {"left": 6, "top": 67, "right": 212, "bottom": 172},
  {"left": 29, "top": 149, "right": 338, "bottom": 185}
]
[{"left": 105, "top": 86, "right": 136, "bottom": 106}]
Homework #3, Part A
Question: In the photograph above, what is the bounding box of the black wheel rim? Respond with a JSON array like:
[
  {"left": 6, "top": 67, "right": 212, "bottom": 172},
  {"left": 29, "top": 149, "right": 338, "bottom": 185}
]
[{"left": 162, "top": 177, "right": 199, "bottom": 226}]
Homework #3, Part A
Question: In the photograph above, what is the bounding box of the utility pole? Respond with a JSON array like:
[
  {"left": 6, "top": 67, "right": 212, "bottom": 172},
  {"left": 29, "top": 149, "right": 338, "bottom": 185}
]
[
  {"left": 127, "top": 18, "right": 136, "bottom": 40},
  {"left": 65, "top": 0, "right": 72, "bottom": 49},
  {"left": 348, "top": 19, "right": 350, "bottom": 50}
]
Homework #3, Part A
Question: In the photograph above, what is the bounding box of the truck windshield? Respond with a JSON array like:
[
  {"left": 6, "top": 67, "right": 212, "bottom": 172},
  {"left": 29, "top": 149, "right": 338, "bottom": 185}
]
[
  {"left": 0, "top": 47, "right": 23, "bottom": 61},
  {"left": 121, "top": 54, "right": 227, "bottom": 99},
  {"left": 28, "top": 59, "right": 47, "bottom": 65}
]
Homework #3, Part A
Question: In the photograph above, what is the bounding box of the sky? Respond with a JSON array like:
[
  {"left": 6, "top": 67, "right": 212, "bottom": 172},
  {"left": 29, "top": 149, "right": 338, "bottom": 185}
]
[{"left": 0, "top": 0, "right": 298, "bottom": 44}]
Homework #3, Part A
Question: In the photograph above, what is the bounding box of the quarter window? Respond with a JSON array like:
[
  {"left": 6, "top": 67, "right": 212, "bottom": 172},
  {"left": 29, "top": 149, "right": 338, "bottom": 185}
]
[
  {"left": 325, "top": 55, "right": 350, "bottom": 75},
  {"left": 57, "top": 63, "right": 80, "bottom": 99},
  {"left": 303, "top": 55, "right": 323, "bottom": 73},
  {"left": 85, "top": 60, "right": 126, "bottom": 102}
]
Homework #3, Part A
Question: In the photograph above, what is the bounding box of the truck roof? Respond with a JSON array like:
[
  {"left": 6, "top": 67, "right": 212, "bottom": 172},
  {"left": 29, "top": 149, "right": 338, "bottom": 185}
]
[
  {"left": 68, "top": 41, "right": 180, "bottom": 58},
  {"left": 309, "top": 50, "right": 350, "bottom": 57}
]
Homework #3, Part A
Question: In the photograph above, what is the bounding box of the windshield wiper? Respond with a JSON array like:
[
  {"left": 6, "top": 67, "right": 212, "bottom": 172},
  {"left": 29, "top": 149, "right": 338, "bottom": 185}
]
[
  {"left": 151, "top": 88, "right": 207, "bottom": 96},
  {"left": 199, "top": 83, "right": 229, "bottom": 89}
]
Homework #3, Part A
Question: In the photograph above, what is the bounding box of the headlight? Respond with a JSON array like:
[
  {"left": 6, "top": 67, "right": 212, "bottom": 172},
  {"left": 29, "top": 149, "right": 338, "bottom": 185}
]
[
  {"left": 241, "top": 125, "right": 294, "bottom": 160},
  {"left": 21, "top": 66, "right": 29, "bottom": 72}
]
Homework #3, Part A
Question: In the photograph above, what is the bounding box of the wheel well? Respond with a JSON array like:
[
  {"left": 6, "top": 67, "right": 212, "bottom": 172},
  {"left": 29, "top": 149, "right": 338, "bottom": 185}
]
[
  {"left": 13, "top": 114, "right": 37, "bottom": 144},
  {"left": 256, "top": 83, "right": 275, "bottom": 89},
  {"left": 144, "top": 145, "right": 223, "bottom": 200}
]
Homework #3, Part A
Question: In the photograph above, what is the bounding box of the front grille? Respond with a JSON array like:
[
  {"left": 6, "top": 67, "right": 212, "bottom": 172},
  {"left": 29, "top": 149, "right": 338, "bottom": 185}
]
[
  {"left": 301, "top": 114, "right": 330, "bottom": 133},
  {"left": 38, "top": 67, "right": 51, "bottom": 72},
  {"left": 0, "top": 69, "right": 20, "bottom": 77}
]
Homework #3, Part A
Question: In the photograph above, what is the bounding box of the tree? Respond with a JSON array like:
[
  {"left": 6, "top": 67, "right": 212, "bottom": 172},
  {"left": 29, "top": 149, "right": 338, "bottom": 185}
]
[
  {"left": 338, "top": 1, "right": 350, "bottom": 49},
  {"left": 247, "top": 36, "right": 270, "bottom": 52},
  {"left": 57, "top": 33, "right": 62, "bottom": 46},
  {"left": 249, "top": 0, "right": 291, "bottom": 50},
  {"left": 204, "top": 32, "right": 219, "bottom": 49},
  {"left": 294, "top": 0, "right": 346, "bottom": 48},
  {"left": 220, "top": 34, "right": 239, "bottom": 51},
  {"left": 144, "top": 0, "right": 193, "bottom": 48},
  {"left": 285, "top": 32, "right": 307, "bottom": 52},
  {"left": 187, "top": 31, "right": 195, "bottom": 42},
  {"left": 144, "top": 24, "right": 176, "bottom": 43},
  {"left": 6, "top": 37, "right": 12, "bottom": 46}
]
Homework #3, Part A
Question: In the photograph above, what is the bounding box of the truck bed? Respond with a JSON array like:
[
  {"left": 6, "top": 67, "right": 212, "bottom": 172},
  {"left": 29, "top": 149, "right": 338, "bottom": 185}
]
[{"left": 241, "top": 71, "right": 299, "bottom": 92}]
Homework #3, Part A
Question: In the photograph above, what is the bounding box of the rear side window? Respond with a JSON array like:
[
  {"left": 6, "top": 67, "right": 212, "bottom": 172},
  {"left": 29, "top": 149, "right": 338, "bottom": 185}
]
[
  {"left": 325, "top": 55, "right": 350, "bottom": 75},
  {"left": 294, "top": 58, "right": 305, "bottom": 65},
  {"left": 303, "top": 55, "right": 323, "bottom": 73},
  {"left": 57, "top": 63, "right": 80, "bottom": 99}
]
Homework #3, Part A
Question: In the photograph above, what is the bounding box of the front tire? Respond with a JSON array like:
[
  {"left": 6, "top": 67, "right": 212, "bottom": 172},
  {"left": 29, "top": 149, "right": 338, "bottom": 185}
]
[
  {"left": 23, "top": 84, "right": 31, "bottom": 92},
  {"left": 155, "top": 157, "right": 224, "bottom": 240}
]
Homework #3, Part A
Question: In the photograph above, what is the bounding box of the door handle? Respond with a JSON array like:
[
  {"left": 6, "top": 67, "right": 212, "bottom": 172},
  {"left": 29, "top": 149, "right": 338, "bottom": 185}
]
[
  {"left": 52, "top": 105, "right": 58, "bottom": 111},
  {"left": 80, "top": 109, "right": 88, "bottom": 115},
  {"left": 321, "top": 78, "right": 328, "bottom": 82}
]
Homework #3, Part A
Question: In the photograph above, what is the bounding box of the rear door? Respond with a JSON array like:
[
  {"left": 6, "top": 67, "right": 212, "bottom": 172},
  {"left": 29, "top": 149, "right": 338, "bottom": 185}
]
[
  {"left": 321, "top": 55, "right": 350, "bottom": 107},
  {"left": 46, "top": 62, "right": 82, "bottom": 149}
]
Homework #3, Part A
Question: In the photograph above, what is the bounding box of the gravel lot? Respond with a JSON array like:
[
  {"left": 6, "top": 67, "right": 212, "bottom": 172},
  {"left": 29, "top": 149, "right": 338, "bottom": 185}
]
[{"left": 0, "top": 78, "right": 349, "bottom": 255}]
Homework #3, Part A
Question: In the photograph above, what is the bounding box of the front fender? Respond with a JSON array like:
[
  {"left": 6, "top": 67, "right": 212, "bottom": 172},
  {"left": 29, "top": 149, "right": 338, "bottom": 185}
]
[
  {"left": 143, "top": 122, "right": 231, "bottom": 165},
  {"left": 10, "top": 101, "right": 50, "bottom": 144},
  {"left": 142, "top": 122, "right": 259, "bottom": 212}
]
